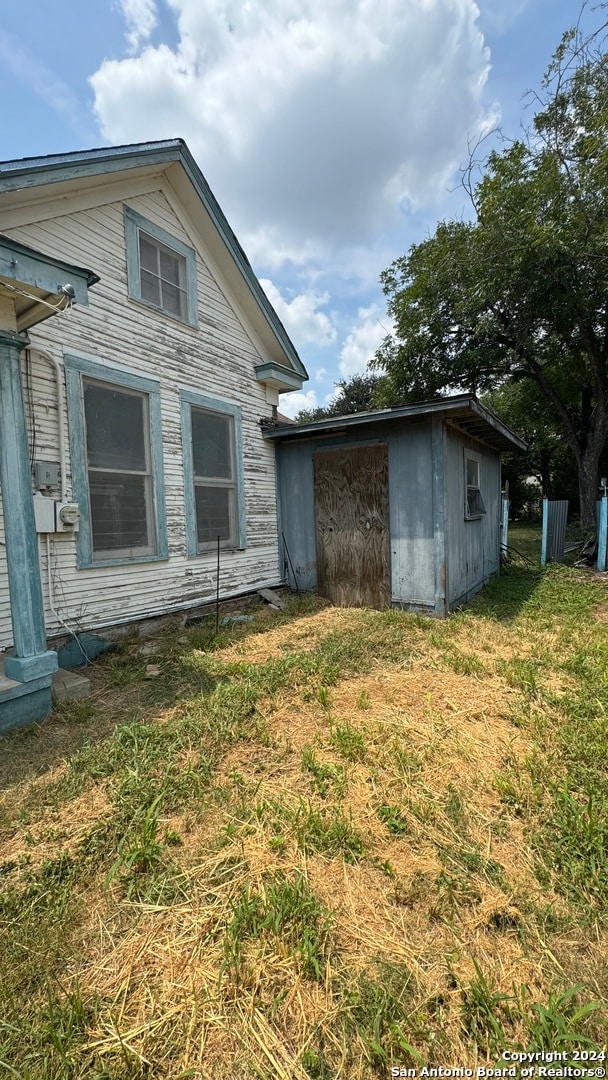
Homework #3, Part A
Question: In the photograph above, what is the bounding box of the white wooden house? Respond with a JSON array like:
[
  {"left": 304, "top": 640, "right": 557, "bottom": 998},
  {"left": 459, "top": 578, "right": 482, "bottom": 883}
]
[{"left": 0, "top": 140, "right": 307, "bottom": 729}]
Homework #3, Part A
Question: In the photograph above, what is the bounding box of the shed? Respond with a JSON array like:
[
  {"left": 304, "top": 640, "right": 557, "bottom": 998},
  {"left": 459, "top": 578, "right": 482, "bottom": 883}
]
[{"left": 264, "top": 395, "right": 526, "bottom": 615}]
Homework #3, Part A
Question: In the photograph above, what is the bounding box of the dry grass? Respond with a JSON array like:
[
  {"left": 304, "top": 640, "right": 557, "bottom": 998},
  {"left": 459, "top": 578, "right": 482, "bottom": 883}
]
[{"left": 1, "top": 572, "right": 607, "bottom": 1077}]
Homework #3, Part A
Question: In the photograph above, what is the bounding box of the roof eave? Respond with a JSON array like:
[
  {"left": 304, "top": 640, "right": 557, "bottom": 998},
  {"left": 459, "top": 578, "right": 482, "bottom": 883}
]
[{"left": 262, "top": 393, "right": 527, "bottom": 453}]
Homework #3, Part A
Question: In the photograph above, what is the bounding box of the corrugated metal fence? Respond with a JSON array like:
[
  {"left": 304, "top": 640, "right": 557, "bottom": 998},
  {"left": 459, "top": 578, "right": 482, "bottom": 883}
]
[
  {"left": 541, "top": 498, "right": 568, "bottom": 565},
  {"left": 597, "top": 497, "right": 608, "bottom": 572}
]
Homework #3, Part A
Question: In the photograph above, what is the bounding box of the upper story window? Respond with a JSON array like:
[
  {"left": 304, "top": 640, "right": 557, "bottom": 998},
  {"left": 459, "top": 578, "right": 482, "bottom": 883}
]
[
  {"left": 124, "top": 205, "right": 198, "bottom": 328},
  {"left": 65, "top": 353, "right": 168, "bottom": 567},
  {"left": 465, "top": 450, "right": 486, "bottom": 519}
]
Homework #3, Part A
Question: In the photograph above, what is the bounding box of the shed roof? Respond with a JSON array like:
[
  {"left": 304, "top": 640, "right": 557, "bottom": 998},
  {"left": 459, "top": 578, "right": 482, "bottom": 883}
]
[
  {"left": 0, "top": 139, "right": 307, "bottom": 384},
  {"left": 262, "top": 394, "right": 526, "bottom": 453}
]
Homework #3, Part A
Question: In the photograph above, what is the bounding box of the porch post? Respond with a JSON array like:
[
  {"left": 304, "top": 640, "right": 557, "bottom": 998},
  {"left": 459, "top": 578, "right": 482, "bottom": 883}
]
[{"left": 0, "top": 329, "right": 57, "bottom": 681}]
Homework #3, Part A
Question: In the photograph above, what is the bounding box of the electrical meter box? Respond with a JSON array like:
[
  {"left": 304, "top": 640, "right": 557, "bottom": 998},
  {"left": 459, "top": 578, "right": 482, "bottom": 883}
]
[
  {"left": 33, "top": 493, "right": 56, "bottom": 533},
  {"left": 55, "top": 502, "right": 81, "bottom": 532},
  {"left": 33, "top": 496, "right": 81, "bottom": 533}
]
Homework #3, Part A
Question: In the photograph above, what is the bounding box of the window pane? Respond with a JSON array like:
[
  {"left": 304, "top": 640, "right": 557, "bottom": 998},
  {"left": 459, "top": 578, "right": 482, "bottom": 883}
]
[
  {"left": 159, "top": 247, "right": 183, "bottom": 286},
  {"left": 466, "top": 458, "right": 479, "bottom": 487},
  {"left": 161, "top": 282, "right": 186, "bottom": 319},
  {"left": 140, "top": 269, "right": 161, "bottom": 306},
  {"left": 195, "top": 485, "right": 232, "bottom": 543},
  {"left": 89, "top": 472, "right": 152, "bottom": 552},
  {"left": 191, "top": 409, "right": 232, "bottom": 479},
  {"left": 139, "top": 234, "right": 158, "bottom": 272},
  {"left": 84, "top": 381, "right": 147, "bottom": 471}
]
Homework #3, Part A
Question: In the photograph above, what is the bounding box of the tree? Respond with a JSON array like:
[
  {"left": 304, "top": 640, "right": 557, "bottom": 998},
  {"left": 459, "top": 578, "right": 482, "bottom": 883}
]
[
  {"left": 483, "top": 380, "right": 580, "bottom": 516},
  {"left": 295, "top": 372, "right": 380, "bottom": 423},
  {"left": 373, "top": 12, "right": 608, "bottom": 528}
]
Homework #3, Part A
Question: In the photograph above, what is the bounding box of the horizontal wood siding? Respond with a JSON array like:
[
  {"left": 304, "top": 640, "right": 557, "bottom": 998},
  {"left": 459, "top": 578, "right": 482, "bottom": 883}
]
[
  {"left": 0, "top": 188, "right": 282, "bottom": 646},
  {"left": 445, "top": 426, "right": 501, "bottom": 606}
]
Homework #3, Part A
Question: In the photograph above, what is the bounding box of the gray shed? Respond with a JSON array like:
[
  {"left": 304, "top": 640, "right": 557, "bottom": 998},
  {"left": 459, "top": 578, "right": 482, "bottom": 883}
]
[{"left": 263, "top": 394, "right": 526, "bottom": 616}]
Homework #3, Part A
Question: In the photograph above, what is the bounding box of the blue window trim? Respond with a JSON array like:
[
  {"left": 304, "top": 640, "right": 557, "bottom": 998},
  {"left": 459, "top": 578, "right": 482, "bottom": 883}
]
[
  {"left": 180, "top": 389, "right": 247, "bottom": 557},
  {"left": 124, "top": 205, "right": 199, "bottom": 328},
  {"left": 64, "top": 353, "right": 169, "bottom": 568}
]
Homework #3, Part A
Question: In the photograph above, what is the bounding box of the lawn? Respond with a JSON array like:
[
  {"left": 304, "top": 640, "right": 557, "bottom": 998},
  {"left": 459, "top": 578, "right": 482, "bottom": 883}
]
[{"left": 1, "top": 527, "right": 607, "bottom": 1078}]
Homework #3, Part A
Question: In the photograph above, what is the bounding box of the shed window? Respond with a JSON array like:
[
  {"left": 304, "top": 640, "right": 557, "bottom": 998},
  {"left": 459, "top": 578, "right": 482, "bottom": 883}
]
[
  {"left": 465, "top": 452, "right": 486, "bottom": 519},
  {"left": 124, "top": 205, "right": 198, "bottom": 327},
  {"left": 83, "top": 378, "right": 157, "bottom": 559}
]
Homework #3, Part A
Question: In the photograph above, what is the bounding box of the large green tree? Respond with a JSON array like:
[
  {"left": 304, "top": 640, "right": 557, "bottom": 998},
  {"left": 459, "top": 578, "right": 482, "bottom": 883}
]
[
  {"left": 295, "top": 372, "right": 380, "bottom": 423},
  {"left": 373, "top": 14, "right": 608, "bottom": 528}
]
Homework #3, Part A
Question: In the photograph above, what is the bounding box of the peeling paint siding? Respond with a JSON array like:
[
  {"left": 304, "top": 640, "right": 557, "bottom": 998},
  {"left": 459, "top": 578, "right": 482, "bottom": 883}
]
[{"left": 0, "top": 189, "right": 283, "bottom": 646}]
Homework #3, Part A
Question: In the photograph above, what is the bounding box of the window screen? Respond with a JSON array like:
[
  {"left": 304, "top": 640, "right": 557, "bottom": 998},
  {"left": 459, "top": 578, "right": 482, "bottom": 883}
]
[
  {"left": 83, "top": 379, "right": 156, "bottom": 557},
  {"left": 191, "top": 406, "right": 236, "bottom": 548},
  {"left": 465, "top": 453, "right": 486, "bottom": 518}
]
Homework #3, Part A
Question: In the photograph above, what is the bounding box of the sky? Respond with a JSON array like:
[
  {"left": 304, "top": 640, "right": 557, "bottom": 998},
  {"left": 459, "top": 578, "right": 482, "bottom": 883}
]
[{"left": 0, "top": 0, "right": 587, "bottom": 417}]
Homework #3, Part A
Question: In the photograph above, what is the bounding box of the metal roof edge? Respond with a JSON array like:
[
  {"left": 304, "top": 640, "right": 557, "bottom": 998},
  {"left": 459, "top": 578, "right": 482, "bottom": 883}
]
[{"left": 262, "top": 393, "right": 527, "bottom": 451}]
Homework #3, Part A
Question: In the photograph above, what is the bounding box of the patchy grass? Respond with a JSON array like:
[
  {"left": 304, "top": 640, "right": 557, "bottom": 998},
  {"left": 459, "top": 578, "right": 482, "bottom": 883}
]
[{"left": 1, "top": 567, "right": 608, "bottom": 1077}]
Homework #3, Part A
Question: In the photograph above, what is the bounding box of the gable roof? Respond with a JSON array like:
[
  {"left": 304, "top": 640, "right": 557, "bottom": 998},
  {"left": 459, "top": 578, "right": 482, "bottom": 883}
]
[
  {"left": 0, "top": 139, "right": 308, "bottom": 384},
  {"left": 262, "top": 393, "right": 526, "bottom": 453}
]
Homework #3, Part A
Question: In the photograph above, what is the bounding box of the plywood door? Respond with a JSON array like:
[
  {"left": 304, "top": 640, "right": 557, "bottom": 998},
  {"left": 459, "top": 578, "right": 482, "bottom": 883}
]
[{"left": 313, "top": 443, "right": 390, "bottom": 609}]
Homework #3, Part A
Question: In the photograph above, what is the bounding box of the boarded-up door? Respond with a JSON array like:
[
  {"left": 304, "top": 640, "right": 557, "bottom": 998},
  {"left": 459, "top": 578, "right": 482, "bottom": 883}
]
[{"left": 313, "top": 443, "right": 390, "bottom": 609}]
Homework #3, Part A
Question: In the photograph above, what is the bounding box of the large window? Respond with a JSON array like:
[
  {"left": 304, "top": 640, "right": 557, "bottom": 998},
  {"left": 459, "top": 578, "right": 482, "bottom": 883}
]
[
  {"left": 83, "top": 379, "right": 156, "bottom": 558},
  {"left": 65, "top": 355, "right": 168, "bottom": 567},
  {"left": 124, "top": 206, "right": 198, "bottom": 327},
  {"left": 181, "top": 391, "right": 246, "bottom": 555}
]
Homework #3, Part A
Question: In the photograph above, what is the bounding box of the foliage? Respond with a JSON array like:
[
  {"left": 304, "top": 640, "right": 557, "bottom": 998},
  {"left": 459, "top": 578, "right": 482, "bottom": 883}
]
[
  {"left": 373, "top": 13, "right": 608, "bottom": 527},
  {"left": 295, "top": 372, "right": 380, "bottom": 422}
]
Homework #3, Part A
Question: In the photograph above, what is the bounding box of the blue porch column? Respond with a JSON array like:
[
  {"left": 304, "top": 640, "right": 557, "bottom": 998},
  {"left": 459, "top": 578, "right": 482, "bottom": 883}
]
[{"left": 0, "top": 329, "right": 57, "bottom": 682}]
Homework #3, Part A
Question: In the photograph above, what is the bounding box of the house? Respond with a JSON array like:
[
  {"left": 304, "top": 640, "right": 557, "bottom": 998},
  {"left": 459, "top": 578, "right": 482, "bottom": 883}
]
[
  {"left": 0, "top": 139, "right": 308, "bottom": 730},
  {"left": 264, "top": 396, "right": 526, "bottom": 614}
]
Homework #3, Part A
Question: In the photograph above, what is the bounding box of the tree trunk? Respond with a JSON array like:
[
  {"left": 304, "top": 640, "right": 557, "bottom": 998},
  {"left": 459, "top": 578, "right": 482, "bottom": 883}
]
[{"left": 577, "top": 445, "right": 603, "bottom": 531}]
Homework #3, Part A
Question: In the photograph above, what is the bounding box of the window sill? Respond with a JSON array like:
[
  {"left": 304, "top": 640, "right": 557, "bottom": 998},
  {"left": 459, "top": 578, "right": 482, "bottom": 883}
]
[
  {"left": 191, "top": 545, "right": 246, "bottom": 557},
  {"left": 127, "top": 292, "right": 198, "bottom": 330},
  {"left": 78, "top": 552, "right": 170, "bottom": 569}
]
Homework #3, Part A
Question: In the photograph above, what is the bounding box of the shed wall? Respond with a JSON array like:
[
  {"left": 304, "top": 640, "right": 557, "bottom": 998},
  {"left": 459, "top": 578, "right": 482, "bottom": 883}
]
[
  {"left": 0, "top": 186, "right": 282, "bottom": 646},
  {"left": 277, "top": 419, "right": 437, "bottom": 608},
  {"left": 445, "top": 426, "right": 501, "bottom": 606}
]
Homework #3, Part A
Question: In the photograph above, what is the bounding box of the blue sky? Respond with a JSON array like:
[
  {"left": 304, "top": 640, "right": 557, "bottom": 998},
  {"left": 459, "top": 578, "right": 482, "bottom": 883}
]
[{"left": 0, "top": 0, "right": 584, "bottom": 416}]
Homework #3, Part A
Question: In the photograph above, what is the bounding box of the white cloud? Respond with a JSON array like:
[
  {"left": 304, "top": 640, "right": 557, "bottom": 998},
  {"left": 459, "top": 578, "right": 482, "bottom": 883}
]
[
  {"left": 278, "top": 389, "right": 319, "bottom": 419},
  {"left": 338, "top": 306, "right": 393, "bottom": 377},
  {"left": 117, "top": 0, "right": 158, "bottom": 51},
  {"left": 260, "top": 279, "right": 337, "bottom": 346},
  {"left": 91, "top": 0, "right": 493, "bottom": 248}
]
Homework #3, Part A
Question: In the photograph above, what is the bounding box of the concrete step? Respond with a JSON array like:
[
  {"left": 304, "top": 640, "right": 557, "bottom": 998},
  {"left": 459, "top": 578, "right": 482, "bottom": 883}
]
[{"left": 52, "top": 667, "right": 91, "bottom": 703}]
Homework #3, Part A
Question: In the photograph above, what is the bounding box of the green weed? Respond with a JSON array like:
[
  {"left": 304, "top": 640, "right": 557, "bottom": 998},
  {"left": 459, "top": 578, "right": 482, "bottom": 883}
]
[
  {"left": 301, "top": 747, "right": 346, "bottom": 798},
  {"left": 222, "top": 873, "right": 333, "bottom": 982},
  {"left": 330, "top": 723, "right": 367, "bottom": 761}
]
